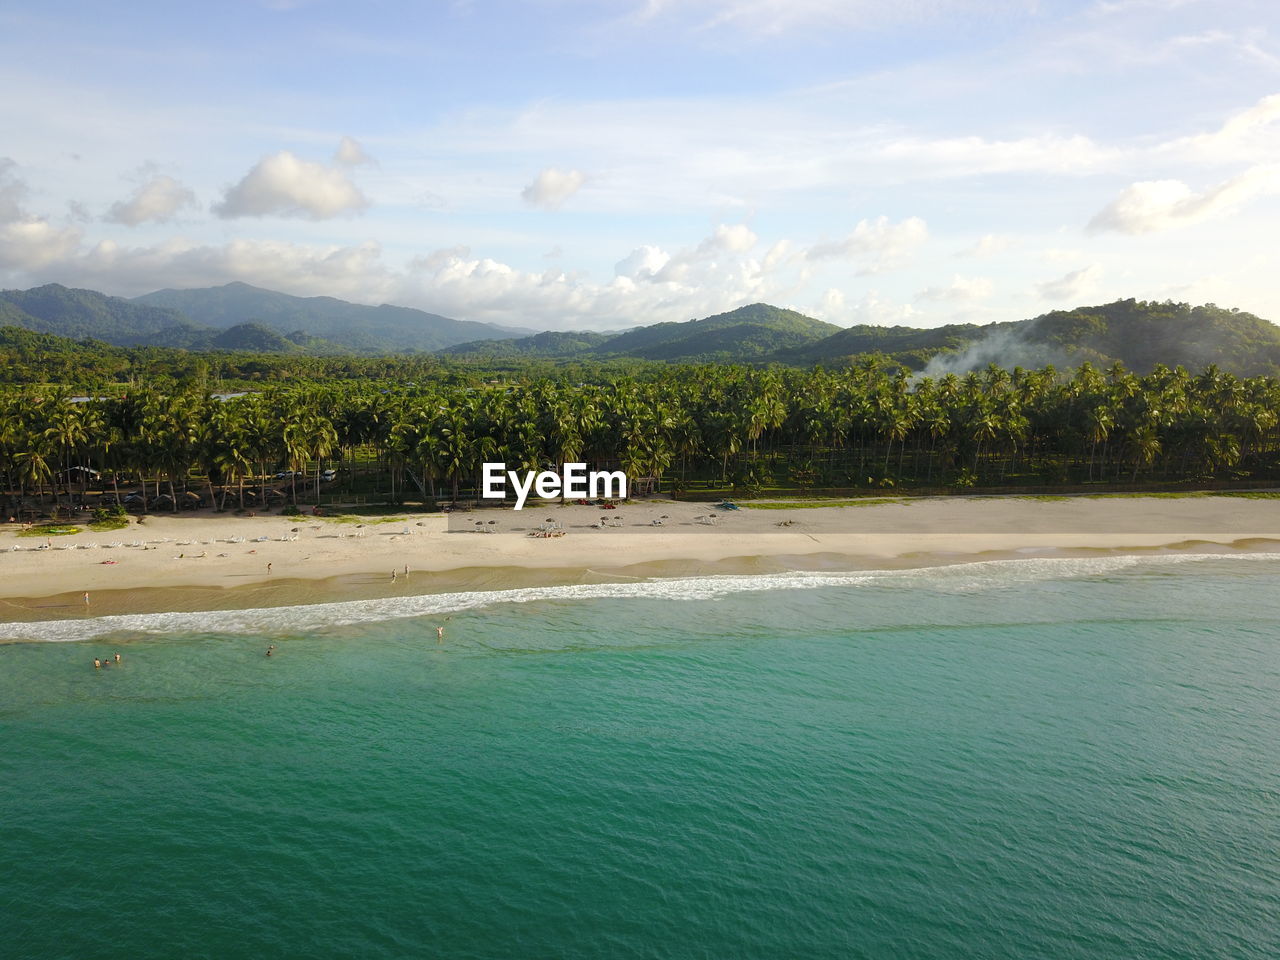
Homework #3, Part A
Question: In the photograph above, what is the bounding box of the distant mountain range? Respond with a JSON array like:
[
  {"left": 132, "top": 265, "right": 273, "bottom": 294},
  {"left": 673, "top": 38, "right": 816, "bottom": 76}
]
[
  {"left": 444, "top": 299, "right": 1280, "bottom": 375},
  {"left": 441, "top": 303, "right": 841, "bottom": 363},
  {"left": 0, "top": 282, "right": 530, "bottom": 353},
  {"left": 2, "top": 281, "right": 1279, "bottom": 375}
]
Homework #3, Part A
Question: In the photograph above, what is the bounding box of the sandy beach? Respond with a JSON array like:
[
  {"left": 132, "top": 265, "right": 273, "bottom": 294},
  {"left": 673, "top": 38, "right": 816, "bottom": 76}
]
[{"left": 2, "top": 494, "right": 1280, "bottom": 617}]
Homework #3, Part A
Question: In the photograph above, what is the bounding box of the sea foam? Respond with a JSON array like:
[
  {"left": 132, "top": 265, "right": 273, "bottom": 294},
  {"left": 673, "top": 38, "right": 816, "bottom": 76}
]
[{"left": 4, "top": 551, "right": 1277, "bottom": 643}]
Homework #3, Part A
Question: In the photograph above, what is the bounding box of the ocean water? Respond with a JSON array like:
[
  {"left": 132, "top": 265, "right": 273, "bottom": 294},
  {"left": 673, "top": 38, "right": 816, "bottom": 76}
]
[{"left": 3, "top": 555, "right": 1279, "bottom": 960}]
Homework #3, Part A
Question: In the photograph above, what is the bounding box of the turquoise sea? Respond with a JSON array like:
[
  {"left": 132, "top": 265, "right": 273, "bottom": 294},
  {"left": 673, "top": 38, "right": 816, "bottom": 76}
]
[{"left": 3, "top": 554, "right": 1279, "bottom": 959}]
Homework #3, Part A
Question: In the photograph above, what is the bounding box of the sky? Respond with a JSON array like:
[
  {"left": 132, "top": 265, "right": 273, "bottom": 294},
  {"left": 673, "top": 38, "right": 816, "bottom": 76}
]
[{"left": 1, "top": 0, "right": 1279, "bottom": 331}]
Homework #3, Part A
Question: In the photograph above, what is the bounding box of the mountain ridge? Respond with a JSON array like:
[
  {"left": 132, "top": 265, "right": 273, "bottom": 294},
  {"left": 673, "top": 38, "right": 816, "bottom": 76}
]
[{"left": 3, "top": 282, "right": 1279, "bottom": 375}]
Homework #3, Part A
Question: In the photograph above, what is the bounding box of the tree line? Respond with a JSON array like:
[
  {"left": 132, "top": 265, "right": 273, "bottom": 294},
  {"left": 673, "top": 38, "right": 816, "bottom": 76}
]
[{"left": 2, "top": 359, "right": 1278, "bottom": 512}]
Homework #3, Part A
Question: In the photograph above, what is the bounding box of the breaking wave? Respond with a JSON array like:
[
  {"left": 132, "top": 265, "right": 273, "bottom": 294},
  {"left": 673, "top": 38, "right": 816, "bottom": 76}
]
[{"left": 5, "top": 551, "right": 1278, "bottom": 643}]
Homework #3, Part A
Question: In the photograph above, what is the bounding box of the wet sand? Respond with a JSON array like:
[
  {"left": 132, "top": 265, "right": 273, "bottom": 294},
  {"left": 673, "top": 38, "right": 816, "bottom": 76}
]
[{"left": 3, "top": 494, "right": 1280, "bottom": 622}]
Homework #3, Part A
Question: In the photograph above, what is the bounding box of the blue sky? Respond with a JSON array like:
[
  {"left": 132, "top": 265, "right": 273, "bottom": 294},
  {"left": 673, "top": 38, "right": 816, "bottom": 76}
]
[{"left": 2, "top": 0, "right": 1278, "bottom": 330}]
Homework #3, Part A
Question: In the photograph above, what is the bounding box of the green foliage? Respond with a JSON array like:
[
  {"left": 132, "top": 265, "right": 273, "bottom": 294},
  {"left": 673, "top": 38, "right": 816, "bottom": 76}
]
[
  {"left": 89, "top": 515, "right": 129, "bottom": 531},
  {"left": 18, "top": 525, "right": 81, "bottom": 537},
  {"left": 442, "top": 330, "right": 618, "bottom": 358},
  {"left": 4, "top": 283, "right": 1280, "bottom": 381},
  {"left": 0, "top": 283, "right": 190, "bottom": 344}
]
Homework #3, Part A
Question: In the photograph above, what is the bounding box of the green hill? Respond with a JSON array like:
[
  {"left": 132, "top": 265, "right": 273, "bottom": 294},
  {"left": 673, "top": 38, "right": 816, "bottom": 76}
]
[
  {"left": 1017, "top": 301, "right": 1280, "bottom": 375},
  {"left": 442, "top": 303, "right": 839, "bottom": 363},
  {"left": 768, "top": 299, "right": 1280, "bottom": 376},
  {"left": 134, "top": 282, "right": 528, "bottom": 352},
  {"left": 436, "top": 299, "right": 1280, "bottom": 374},
  {"left": 771, "top": 321, "right": 990, "bottom": 368},
  {"left": 593, "top": 303, "right": 839, "bottom": 362},
  {"left": 0, "top": 284, "right": 191, "bottom": 345},
  {"left": 443, "top": 329, "right": 619, "bottom": 358}
]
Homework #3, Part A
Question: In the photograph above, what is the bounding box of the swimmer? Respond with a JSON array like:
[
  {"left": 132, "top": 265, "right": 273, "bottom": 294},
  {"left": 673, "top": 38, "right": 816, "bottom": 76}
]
[
  {"left": 437, "top": 626, "right": 444, "bottom": 641},
  {"left": 114, "top": 653, "right": 121, "bottom": 664},
  {"left": 93, "top": 658, "right": 101, "bottom": 669},
  {"left": 266, "top": 644, "right": 275, "bottom": 657}
]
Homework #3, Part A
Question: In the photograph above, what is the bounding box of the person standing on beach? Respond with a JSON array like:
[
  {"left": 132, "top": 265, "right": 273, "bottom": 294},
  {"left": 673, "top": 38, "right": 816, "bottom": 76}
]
[
  {"left": 267, "top": 562, "right": 272, "bottom": 575},
  {"left": 391, "top": 570, "right": 397, "bottom": 582},
  {"left": 83, "top": 592, "right": 89, "bottom": 606}
]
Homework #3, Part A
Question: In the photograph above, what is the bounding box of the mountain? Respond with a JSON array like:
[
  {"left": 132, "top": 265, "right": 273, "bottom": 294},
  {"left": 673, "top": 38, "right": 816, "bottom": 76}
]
[
  {"left": 442, "top": 329, "right": 619, "bottom": 358},
  {"left": 134, "top": 282, "right": 528, "bottom": 352},
  {"left": 439, "top": 299, "right": 1280, "bottom": 376},
  {"left": 771, "top": 321, "right": 990, "bottom": 368},
  {"left": 5, "top": 284, "right": 1276, "bottom": 375},
  {"left": 591, "top": 303, "right": 839, "bottom": 362},
  {"left": 443, "top": 303, "right": 840, "bottom": 363},
  {"left": 144, "top": 321, "right": 331, "bottom": 353},
  {"left": 1013, "top": 301, "right": 1280, "bottom": 375},
  {"left": 0, "top": 284, "right": 191, "bottom": 345},
  {"left": 792, "top": 300, "right": 1280, "bottom": 377}
]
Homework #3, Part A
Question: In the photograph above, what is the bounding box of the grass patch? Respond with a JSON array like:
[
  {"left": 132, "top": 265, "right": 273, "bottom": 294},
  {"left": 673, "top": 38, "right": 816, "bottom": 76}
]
[
  {"left": 88, "top": 516, "right": 130, "bottom": 532},
  {"left": 317, "top": 513, "right": 410, "bottom": 525},
  {"left": 745, "top": 498, "right": 906, "bottom": 509},
  {"left": 18, "top": 524, "right": 81, "bottom": 537},
  {"left": 1077, "top": 489, "right": 1280, "bottom": 500}
]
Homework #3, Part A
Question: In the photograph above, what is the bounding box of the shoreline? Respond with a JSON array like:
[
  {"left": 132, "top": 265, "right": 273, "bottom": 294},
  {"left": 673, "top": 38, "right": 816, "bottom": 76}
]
[
  {"left": 1, "top": 541, "right": 1277, "bottom": 643},
  {"left": 2, "top": 494, "right": 1280, "bottom": 626}
]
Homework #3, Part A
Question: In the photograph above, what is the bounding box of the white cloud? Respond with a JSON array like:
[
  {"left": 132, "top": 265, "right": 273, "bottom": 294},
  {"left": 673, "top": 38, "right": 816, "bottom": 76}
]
[
  {"left": 0, "top": 157, "right": 27, "bottom": 223},
  {"left": 915, "top": 274, "right": 993, "bottom": 302},
  {"left": 521, "top": 167, "right": 587, "bottom": 210},
  {"left": 412, "top": 245, "right": 472, "bottom": 273},
  {"left": 955, "top": 234, "right": 1010, "bottom": 258},
  {"left": 805, "top": 216, "right": 928, "bottom": 274},
  {"left": 615, "top": 244, "right": 671, "bottom": 280},
  {"left": 696, "top": 222, "right": 757, "bottom": 255},
  {"left": 214, "top": 148, "right": 369, "bottom": 220},
  {"left": 1170, "top": 92, "right": 1280, "bottom": 162},
  {"left": 1036, "top": 264, "right": 1101, "bottom": 301},
  {"left": 634, "top": 0, "right": 1031, "bottom": 37},
  {"left": 878, "top": 133, "right": 1112, "bottom": 177},
  {"left": 105, "top": 174, "right": 196, "bottom": 225},
  {"left": 0, "top": 219, "right": 82, "bottom": 271},
  {"left": 334, "top": 135, "right": 375, "bottom": 167},
  {"left": 810, "top": 289, "right": 919, "bottom": 327},
  {"left": 1040, "top": 247, "right": 1084, "bottom": 263},
  {"left": 1087, "top": 166, "right": 1280, "bottom": 234},
  {"left": 0, "top": 225, "right": 798, "bottom": 331}
]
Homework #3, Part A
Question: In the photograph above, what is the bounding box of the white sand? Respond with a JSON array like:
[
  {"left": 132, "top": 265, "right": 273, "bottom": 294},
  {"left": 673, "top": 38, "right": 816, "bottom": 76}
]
[{"left": 2, "top": 494, "right": 1279, "bottom": 602}]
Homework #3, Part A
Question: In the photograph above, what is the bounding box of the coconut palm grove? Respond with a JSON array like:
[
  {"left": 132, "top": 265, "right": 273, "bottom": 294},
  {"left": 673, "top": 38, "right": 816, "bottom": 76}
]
[{"left": 3, "top": 353, "right": 1278, "bottom": 517}]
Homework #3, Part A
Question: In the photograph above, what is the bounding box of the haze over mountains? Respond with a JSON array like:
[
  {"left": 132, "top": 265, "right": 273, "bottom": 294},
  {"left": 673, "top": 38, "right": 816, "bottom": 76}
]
[
  {"left": 0, "top": 282, "right": 530, "bottom": 354},
  {"left": 2, "top": 282, "right": 1280, "bottom": 376}
]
